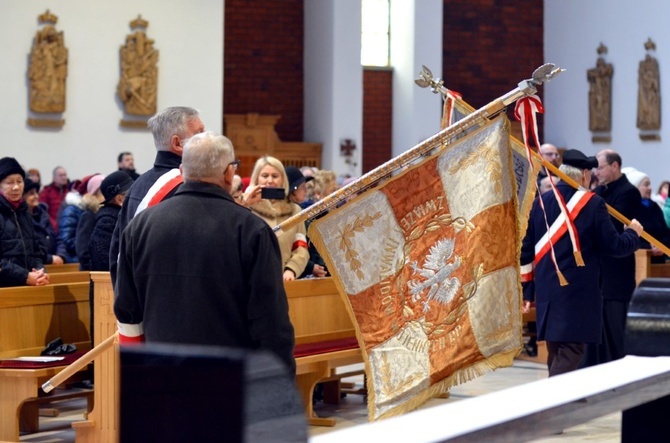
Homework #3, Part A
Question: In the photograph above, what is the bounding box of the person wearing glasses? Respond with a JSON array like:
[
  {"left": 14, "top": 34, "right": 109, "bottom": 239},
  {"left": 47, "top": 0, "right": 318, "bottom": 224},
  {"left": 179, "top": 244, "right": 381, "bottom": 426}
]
[
  {"left": 582, "top": 149, "right": 642, "bottom": 368},
  {"left": 114, "top": 132, "right": 296, "bottom": 376},
  {"left": 0, "top": 157, "right": 49, "bottom": 287},
  {"left": 536, "top": 143, "right": 561, "bottom": 187}
]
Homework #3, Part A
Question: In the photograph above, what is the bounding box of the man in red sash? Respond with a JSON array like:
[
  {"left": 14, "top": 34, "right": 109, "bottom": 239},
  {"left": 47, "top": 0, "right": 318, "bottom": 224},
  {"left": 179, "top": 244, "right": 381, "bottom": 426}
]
[
  {"left": 109, "top": 107, "right": 205, "bottom": 285},
  {"left": 521, "top": 149, "right": 642, "bottom": 376}
]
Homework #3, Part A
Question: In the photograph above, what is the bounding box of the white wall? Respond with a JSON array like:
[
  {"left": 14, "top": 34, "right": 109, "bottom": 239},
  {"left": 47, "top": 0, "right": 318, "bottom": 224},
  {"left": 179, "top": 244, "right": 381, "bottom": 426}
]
[
  {"left": 1, "top": 0, "right": 223, "bottom": 182},
  {"left": 544, "top": 0, "right": 670, "bottom": 188},
  {"left": 390, "top": 0, "right": 442, "bottom": 157},
  {"left": 304, "top": 0, "right": 363, "bottom": 176}
]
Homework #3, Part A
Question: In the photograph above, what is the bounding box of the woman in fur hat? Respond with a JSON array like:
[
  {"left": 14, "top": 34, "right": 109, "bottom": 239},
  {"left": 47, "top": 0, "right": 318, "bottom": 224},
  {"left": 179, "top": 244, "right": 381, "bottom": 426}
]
[
  {"left": 0, "top": 157, "right": 49, "bottom": 286},
  {"left": 245, "top": 156, "right": 309, "bottom": 281}
]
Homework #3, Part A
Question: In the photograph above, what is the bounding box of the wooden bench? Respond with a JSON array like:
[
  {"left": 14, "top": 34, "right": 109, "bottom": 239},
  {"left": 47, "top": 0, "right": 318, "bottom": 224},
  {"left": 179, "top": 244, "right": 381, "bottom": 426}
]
[
  {"left": 286, "top": 278, "right": 363, "bottom": 427},
  {"left": 635, "top": 248, "right": 670, "bottom": 286},
  {"left": 66, "top": 274, "right": 363, "bottom": 441},
  {"left": 0, "top": 282, "right": 92, "bottom": 442},
  {"left": 44, "top": 262, "right": 81, "bottom": 273},
  {"left": 48, "top": 271, "right": 91, "bottom": 285}
]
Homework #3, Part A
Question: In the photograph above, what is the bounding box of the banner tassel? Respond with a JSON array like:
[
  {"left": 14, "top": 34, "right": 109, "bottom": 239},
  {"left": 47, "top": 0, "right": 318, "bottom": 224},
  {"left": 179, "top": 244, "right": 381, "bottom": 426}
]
[
  {"left": 557, "top": 270, "right": 569, "bottom": 286},
  {"left": 574, "top": 250, "right": 585, "bottom": 267}
]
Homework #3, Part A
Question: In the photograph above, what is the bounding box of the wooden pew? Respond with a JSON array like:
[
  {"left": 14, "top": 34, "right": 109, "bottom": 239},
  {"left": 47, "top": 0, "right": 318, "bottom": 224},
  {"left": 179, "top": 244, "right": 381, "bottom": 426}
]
[
  {"left": 635, "top": 248, "right": 670, "bottom": 286},
  {"left": 69, "top": 274, "right": 362, "bottom": 441},
  {"left": 48, "top": 271, "right": 90, "bottom": 285},
  {"left": 286, "top": 278, "right": 363, "bottom": 427},
  {"left": 0, "top": 282, "right": 91, "bottom": 442},
  {"left": 72, "top": 271, "right": 118, "bottom": 443},
  {"left": 45, "top": 262, "right": 80, "bottom": 273}
]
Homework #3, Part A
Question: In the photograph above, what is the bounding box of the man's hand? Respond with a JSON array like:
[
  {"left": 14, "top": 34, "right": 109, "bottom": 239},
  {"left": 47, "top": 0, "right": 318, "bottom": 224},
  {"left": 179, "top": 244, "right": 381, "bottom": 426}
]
[
  {"left": 522, "top": 300, "right": 532, "bottom": 314},
  {"left": 626, "top": 219, "right": 643, "bottom": 236},
  {"left": 312, "top": 264, "right": 327, "bottom": 277}
]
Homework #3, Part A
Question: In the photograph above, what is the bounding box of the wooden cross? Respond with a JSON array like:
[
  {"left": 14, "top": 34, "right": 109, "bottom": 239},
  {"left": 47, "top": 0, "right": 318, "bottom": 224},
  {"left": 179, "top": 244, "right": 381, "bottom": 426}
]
[{"left": 340, "top": 139, "right": 356, "bottom": 156}]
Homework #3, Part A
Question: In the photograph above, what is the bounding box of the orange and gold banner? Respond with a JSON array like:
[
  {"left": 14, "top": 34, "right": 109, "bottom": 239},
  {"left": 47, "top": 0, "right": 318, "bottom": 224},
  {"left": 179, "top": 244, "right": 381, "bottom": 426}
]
[{"left": 309, "top": 115, "right": 525, "bottom": 420}]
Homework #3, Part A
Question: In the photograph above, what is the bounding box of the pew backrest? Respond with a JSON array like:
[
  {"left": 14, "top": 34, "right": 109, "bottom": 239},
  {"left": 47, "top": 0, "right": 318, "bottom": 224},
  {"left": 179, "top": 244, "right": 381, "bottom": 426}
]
[{"left": 0, "top": 282, "right": 91, "bottom": 358}]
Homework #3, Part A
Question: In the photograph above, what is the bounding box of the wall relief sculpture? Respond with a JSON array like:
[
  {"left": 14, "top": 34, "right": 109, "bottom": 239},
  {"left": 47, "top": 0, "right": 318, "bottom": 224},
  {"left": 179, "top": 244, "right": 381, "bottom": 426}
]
[
  {"left": 118, "top": 15, "right": 159, "bottom": 128},
  {"left": 27, "top": 10, "right": 67, "bottom": 127},
  {"left": 587, "top": 43, "right": 613, "bottom": 142},
  {"left": 637, "top": 38, "right": 661, "bottom": 140}
]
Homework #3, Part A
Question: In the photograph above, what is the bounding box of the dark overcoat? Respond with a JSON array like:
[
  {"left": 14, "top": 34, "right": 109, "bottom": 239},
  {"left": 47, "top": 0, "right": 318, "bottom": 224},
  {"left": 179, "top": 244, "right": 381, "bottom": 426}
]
[
  {"left": 0, "top": 196, "right": 45, "bottom": 286},
  {"left": 113, "top": 181, "right": 296, "bottom": 375},
  {"left": 594, "top": 175, "right": 642, "bottom": 302},
  {"left": 521, "top": 182, "right": 640, "bottom": 343}
]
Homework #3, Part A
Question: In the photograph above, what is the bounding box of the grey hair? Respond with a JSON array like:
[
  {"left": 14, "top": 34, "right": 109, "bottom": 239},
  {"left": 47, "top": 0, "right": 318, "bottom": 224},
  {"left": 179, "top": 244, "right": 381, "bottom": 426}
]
[
  {"left": 147, "top": 106, "right": 201, "bottom": 151},
  {"left": 250, "top": 155, "right": 289, "bottom": 196},
  {"left": 181, "top": 132, "right": 235, "bottom": 181},
  {"left": 559, "top": 164, "right": 583, "bottom": 182}
]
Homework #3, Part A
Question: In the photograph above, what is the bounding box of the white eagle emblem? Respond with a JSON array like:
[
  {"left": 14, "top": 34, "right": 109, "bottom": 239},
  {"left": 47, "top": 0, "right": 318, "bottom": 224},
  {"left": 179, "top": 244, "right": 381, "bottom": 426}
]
[{"left": 407, "top": 238, "right": 461, "bottom": 312}]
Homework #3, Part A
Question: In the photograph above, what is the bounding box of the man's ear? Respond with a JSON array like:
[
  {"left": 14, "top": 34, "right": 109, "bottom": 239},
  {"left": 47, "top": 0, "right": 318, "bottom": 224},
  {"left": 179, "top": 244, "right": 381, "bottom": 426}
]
[{"left": 170, "top": 134, "right": 183, "bottom": 155}]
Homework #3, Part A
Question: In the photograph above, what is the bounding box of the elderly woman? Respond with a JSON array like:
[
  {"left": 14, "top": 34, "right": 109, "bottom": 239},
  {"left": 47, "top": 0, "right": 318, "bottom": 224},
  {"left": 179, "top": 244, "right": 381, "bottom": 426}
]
[
  {"left": 623, "top": 167, "right": 670, "bottom": 263},
  {"left": 244, "top": 156, "right": 309, "bottom": 281},
  {"left": 0, "top": 157, "right": 49, "bottom": 286},
  {"left": 23, "top": 178, "right": 65, "bottom": 265}
]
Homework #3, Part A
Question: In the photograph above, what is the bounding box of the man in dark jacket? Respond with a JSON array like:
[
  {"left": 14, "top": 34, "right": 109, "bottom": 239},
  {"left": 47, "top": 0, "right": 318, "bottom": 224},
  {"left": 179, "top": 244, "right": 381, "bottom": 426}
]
[
  {"left": 581, "top": 149, "right": 643, "bottom": 366},
  {"left": 109, "top": 106, "right": 205, "bottom": 284},
  {"left": 114, "top": 132, "right": 296, "bottom": 376},
  {"left": 521, "top": 149, "right": 642, "bottom": 376}
]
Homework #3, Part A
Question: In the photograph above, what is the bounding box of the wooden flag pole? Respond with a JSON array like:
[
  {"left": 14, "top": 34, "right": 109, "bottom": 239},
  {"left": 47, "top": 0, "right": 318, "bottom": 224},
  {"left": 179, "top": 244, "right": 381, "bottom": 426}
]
[
  {"left": 274, "top": 64, "right": 564, "bottom": 237},
  {"left": 536, "top": 156, "right": 670, "bottom": 257},
  {"left": 42, "top": 331, "right": 118, "bottom": 393},
  {"left": 421, "top": 72, "right": 670, "bottom": 258}
]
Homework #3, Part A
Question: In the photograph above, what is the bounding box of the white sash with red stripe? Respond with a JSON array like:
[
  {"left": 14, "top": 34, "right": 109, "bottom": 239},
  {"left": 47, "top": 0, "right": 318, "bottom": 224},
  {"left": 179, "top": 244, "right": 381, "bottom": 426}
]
[
  {"left": 134, "top": 168, "right": 183, "bottom": 216},
  {"left": 534, "top": 190, "right": 594, "bottom": 265}
]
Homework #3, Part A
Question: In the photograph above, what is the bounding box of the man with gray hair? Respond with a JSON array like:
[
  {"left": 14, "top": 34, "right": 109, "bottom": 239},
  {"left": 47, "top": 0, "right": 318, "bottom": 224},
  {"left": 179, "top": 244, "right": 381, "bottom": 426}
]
[
  {"left": 521, "top": 149, "right": 642, "bottom": 377},
  {"left": 114, "top": 132, "right": 296, "bottom": 375},
  {"left": 109, "top": 106, "right": 205, "bottom": 283}
]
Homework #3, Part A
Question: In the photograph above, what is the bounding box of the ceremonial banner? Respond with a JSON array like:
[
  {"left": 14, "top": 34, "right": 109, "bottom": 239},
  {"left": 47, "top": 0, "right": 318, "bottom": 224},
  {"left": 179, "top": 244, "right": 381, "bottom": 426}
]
[
  {"left": 309, "top": 116, "right": 523, "bottom": 420},
  {"left": 446, "top": 95, "right": 542, "bottom": 235}
]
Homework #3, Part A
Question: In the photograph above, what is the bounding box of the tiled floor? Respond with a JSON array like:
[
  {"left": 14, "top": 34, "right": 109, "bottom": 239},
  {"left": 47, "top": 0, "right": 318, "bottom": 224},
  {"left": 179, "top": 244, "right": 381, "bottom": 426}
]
[{"left": 20, "top": 355, "right": 621, "bottom": 442}]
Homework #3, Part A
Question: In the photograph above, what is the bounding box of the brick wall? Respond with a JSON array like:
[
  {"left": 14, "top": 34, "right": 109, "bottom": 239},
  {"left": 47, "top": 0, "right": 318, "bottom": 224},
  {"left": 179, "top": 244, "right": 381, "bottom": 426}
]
[
  {"left": 224, "top": 0, "right": 304, "bottom": 142},
  {"left": 442, "top": 0, "right": 544, "bottom": 135},
  {"left": 362, "top": 68, "right": 393, "bottom": 173},
  {"left": 223, "top": 1, "right": 544, "bottom": 150}
]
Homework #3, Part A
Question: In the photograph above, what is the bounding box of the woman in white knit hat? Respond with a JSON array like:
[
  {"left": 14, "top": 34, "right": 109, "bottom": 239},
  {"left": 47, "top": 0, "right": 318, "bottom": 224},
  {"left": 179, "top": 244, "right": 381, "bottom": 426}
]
[{"left": 622, "top": 167, "right": 670, "bottom": 263}]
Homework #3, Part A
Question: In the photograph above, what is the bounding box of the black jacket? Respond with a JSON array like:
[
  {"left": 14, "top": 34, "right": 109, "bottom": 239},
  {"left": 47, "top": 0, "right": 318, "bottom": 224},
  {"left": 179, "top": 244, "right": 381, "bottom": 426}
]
[
  {"left": 521, "top": 183, "right": 640, "bottom": 342},
  {"left": 110, "top": 150, "right": 182, "bottom": 281},
  {"left": 114, "top": 181, "right": 296, "bottom": 376},
  {"left": 89, "top": 204, "right": 121, "bottom": 272},
  {"left": 0, "top": 196, "right": 45, "bottom": 286},
  {"left": 594, "top": 174, "right": 642, "bottom": 302}
]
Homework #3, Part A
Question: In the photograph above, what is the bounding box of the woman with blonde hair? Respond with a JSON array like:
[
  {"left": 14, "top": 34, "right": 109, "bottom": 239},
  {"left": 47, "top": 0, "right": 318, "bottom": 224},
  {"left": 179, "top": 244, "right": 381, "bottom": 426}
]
[{"left": 245, "top": 156, "right": 309, "bottom": 281}]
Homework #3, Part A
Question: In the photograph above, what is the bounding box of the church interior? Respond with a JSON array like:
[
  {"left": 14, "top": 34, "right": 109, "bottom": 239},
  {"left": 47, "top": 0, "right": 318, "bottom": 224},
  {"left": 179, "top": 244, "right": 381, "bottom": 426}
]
[{"left": 2, "top": 0, "right": 670, "bottom": 442}]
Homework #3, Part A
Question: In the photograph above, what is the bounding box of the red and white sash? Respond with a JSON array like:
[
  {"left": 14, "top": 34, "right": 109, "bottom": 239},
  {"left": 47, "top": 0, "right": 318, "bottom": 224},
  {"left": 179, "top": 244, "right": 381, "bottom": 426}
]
[
  {"left": 134, "top": 168, "right": 183, "bottom": 216},
  {"left": 534, "top": 190, "right": 594, "bottom": 265},
  {"left": 520, "top": 190, "right": 594, "bottom": 283}
]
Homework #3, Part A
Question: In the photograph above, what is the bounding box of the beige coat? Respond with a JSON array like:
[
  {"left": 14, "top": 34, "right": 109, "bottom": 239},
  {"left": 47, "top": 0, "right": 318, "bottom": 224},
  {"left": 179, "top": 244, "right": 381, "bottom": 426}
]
[{"left": 250, "top": 199, "right": 309, "bottom": 277}]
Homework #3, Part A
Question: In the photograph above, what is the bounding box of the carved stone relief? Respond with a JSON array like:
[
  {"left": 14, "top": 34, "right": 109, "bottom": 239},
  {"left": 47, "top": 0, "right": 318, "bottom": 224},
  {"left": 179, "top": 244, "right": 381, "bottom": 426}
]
[{"left": 27, "top": 10, "right": 67, "bottom": 127}]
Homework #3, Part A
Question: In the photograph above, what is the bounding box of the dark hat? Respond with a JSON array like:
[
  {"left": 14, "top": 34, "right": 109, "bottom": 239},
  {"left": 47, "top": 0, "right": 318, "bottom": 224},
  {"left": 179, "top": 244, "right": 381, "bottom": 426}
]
[
  {"left": 23, "top": 178, "right": 40, "bottom": 194},
  {"left": 0, "top": 157, "right": 25, "bottom": 182},
  {"left": 101, "top": 170, "right": 134, "bottom": 203},
  {"left": 561, "top": 149, "right": 598, "bottom": 170},
  {"left": 285, "top": 166, "right": 313, "bottom": 192}
]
